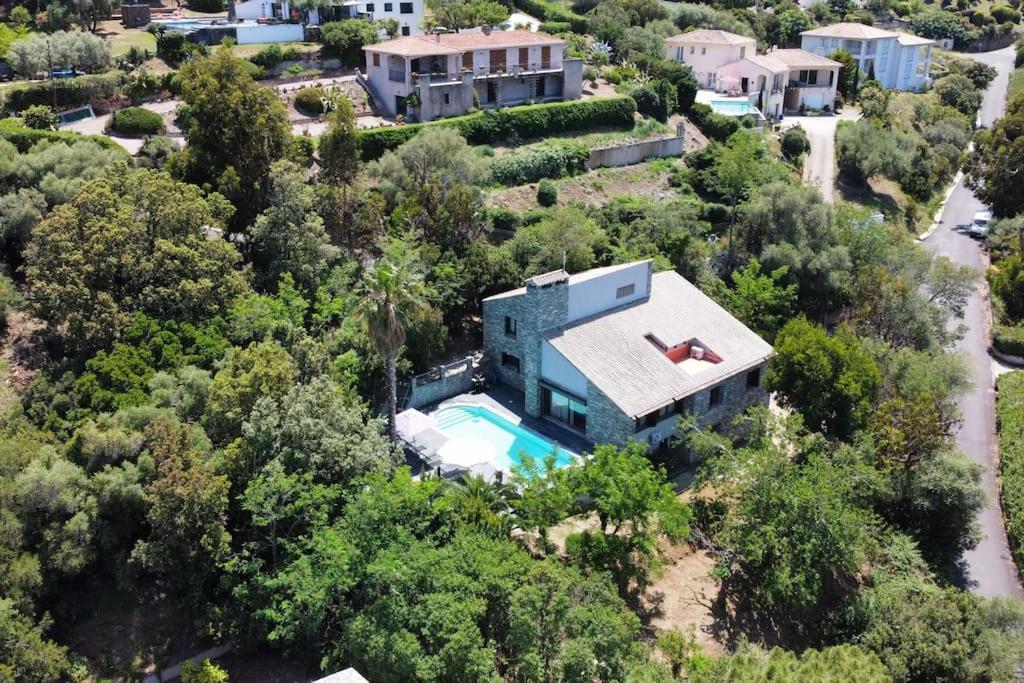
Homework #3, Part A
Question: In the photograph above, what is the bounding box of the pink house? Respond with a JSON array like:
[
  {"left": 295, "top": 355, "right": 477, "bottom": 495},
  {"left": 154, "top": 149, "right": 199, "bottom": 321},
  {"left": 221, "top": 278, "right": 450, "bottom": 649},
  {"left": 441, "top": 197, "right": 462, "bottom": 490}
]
[{"left": 666, "top": 29, "right": 840, "bottom": 121}]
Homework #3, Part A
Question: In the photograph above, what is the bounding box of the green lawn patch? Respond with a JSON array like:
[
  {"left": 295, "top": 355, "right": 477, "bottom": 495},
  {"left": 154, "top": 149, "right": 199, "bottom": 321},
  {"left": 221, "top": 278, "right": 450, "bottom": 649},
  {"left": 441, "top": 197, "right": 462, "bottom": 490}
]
[
  {"left": 1009, "top": 66, "right": 1024, "bottom": 102},
  {"left": 997, "top": 370, "right": 1024, "bottom": 573},
  {"left": 107, "top": 30, "right": 157, "bottom": 57}
]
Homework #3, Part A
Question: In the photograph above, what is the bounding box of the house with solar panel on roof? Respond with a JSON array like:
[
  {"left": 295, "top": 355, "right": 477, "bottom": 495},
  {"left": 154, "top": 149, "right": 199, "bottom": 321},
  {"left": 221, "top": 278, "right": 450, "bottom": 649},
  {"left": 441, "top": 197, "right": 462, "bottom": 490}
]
[{"left": 481, "top": 260, "right": 773, "bottom": 450}]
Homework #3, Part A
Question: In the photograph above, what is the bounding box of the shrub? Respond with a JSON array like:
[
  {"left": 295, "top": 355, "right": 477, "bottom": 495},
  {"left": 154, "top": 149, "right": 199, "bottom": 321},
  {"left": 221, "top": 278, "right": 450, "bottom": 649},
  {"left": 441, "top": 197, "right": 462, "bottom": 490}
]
[
  {"left": 513, "top": 0, "right": 589, "bottom": 32},
  {"left": 996, "top": 370, "right": 1024, "bottom": 570},
  {"left": 294, "top": 86, "right": 326, "bottom": 116},
  {"left": 3, "top": 71, "right": 122, "bottom": 113},
  {"left": 995, "top": 324, "right": 1024, "bottom": 357},
  {"left": 781, "top": 125, "right": 810, "bottom": 159},
  {"left": 631, "top": 85, "right": 661, "bottom": 119},
  {"left": 700, "top": 202, "right": 730, "bottom": 223},
  {"left": 249, "top": 43, "right": 291, "bottom": 69},
  {"left": 21, "top": 105, "right": 57, "bottom": 130},
  {"left": 538, "top": 20, "right": 573, "bottom": 33},
  {"left": 155, "top": 29, "right": 208, "bottom": 64},
  {"left": 108, "top": 106, "right": 165, "bottom": 136},
  {"left": 356, "top": 96, "right": 637, "bottom": 159},
  {"left": 582, "top": 66, "right": 599, "bottom": 84},
  {"left": 489, "top": 207, "right": 521, "bottom": 232},
  {"left": 1016, "top": 45, "right": 1024, "bottom": 68},
  {"left": 688, "top": 103, "right": 739, "bottom": 141},
  {"left": 536, "top": 178, "right": 558, "bottom": 206},
  {"left": 321, "top": 19, "right": 380, "bottom": 67},
  {"left": 236, "top": 59, "right": 264, "bottom": 80},
  {"left": 0, "top": 117, "right": 125, "bottom": 153},
  {"left": 490, "top": 140, "right": 590, "bottom": 186},
  {"left": 990, "top": 4, "right": 1018, "bottom": 23}
]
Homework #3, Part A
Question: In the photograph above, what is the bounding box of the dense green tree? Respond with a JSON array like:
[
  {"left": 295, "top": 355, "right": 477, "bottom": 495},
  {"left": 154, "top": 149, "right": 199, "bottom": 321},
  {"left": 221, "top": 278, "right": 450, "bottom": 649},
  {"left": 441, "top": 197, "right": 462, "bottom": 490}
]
[
  {"left": 0, "top": 599, "right": 73, "bottom": 682},
  {"left": 128, "top": 419, "right": 230, "bottom": 603},
  {"left": 424, "top": 0, "right": 509, "bottom": 31},
  {"left": 564, "top": 441, "right": 691, "bottom": 594},
  {"left": 716, "top": 259, "right": 797, "bottom": 342},
  {"left": 966, "top": 93, "right": 1024, "bottom": 217},
  {"left": 318, "top": 96, "right": 360, "bottom": 186},
  {"left": 702, "top": 644, "right": 892, "bottom": 682},
  {"left": 934, "top": 74, "right": 982, "bottom": 118},
  {"left": 829, "top": 49, "right": 859, "bottom": 101},
  {"left": 23, "top": 168, "right": 248, "bottom": 351},
  {"left": 204, "top": 341, "right": 299, "bottom": 445},
  {"left": 506, "top": 207, "right": 610, "bottom": 275},
  {"left": 320, "top": 19, "right": 383, "bottom": 67},
  {"left": 777, "top": 9, "right": 813, "bottom": 45},
  {"left": 692, "top": 414, "right": 879, "bottom": 618},
  {"left": 238, "top": 375, "right": 399, "bottom": 487},
  {"left": 766, "top": 318, "right": 881, "bottom": 439},
  {"left": 250, "top": 160, "right": 339, "bottom": 292},
  {"left": 176, "top": 48, "right": 291, "bottom": 230}
]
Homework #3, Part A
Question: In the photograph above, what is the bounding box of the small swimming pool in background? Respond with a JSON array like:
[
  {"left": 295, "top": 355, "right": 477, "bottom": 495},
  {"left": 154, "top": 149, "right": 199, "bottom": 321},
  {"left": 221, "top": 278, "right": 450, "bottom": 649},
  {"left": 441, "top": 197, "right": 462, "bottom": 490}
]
[
  {"left": 711, "top": 99, "right": 754, "bottom": 115},
  {"left": 434, "top": 405, "right": 575, "bottom": 472}
]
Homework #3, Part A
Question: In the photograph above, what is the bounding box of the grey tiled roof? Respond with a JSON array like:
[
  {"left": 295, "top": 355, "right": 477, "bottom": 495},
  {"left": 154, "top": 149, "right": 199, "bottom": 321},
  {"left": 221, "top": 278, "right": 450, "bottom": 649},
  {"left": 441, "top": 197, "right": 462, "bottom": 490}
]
[
  {"left": 544, "top": 271, "right": 772, "bottom": 418},
  {"left": 526, "top": 269, "right": 570, "bottom": 287}
]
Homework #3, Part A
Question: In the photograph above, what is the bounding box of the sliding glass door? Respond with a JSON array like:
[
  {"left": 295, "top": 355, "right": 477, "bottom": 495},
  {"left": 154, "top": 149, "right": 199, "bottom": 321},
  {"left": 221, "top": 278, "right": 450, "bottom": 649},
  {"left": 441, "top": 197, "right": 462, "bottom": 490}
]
[{"left": 541, "top": 386, "right": 587, "bottom": 432}]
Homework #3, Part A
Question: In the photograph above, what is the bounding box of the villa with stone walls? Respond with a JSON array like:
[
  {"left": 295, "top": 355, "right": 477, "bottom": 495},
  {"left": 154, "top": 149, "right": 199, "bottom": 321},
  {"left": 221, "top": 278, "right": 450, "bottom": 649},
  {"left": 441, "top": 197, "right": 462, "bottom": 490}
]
[{"left": 481, "top": 261, "right": 773, "bottom": 451}]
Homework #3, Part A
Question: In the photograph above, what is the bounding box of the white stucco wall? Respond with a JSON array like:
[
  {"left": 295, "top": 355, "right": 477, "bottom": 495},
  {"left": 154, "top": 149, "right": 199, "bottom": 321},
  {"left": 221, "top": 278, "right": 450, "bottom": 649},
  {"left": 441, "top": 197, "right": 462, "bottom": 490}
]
[
  {"left": 540, "top": 342, "right": 589, "bottom": 398},
  {"left": 566, "top": 261, "right": 649, "bottom": 323},
  {"left": 235, "top": 23, "right": 304, "bottom": 44},
  {"left": 666, "top": 38, "right": 755, "bottom": 89},
  {"left": 364, "top": 52, "right": 413, "bottom": 114}
]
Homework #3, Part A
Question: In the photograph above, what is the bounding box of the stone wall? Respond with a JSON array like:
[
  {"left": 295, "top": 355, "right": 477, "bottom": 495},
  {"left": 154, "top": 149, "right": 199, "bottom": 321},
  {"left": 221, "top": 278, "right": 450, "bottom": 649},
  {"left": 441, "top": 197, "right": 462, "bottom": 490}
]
[
  {"left": 482, "top": 278, "right": 571, "bottom": 417},
  {"left": 585, "top": 382, "right": 636, "bottom": 446},
  {"left": 406, "top": 354, "right": 479, "bottom": 409}
]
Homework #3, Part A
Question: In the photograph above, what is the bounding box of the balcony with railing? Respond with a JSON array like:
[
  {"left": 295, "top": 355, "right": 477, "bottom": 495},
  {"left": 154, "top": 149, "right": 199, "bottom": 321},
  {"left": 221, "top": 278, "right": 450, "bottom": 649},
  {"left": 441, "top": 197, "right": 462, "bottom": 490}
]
[
  {"left": 413, "top": 70, "right": 465, "bottom": 86},
  {"left": 472, "top": 61, "right": 559, "bottom": 78}
]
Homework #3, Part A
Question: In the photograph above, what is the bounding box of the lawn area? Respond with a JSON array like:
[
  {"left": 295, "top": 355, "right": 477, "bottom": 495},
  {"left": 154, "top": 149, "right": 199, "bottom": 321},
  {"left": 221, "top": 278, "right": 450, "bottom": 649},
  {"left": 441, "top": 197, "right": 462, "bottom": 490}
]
[
  {"left": 484, "top": 157, "right": 680, "bottom": 211},
  {"left": 107, "top": 29, "right": 157, "bottom": 57}
]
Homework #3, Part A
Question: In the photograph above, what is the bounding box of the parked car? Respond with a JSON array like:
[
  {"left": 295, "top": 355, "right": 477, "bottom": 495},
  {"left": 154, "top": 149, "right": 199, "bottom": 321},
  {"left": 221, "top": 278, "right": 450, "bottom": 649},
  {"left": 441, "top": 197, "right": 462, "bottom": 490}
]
[
  {"left": 968, "top": 210, "right": 992, "bottom": 238},
  {"left": 49, "top": 68, "right": 80, "bottom": 79},
  {"left": 0, "top": 62, "right": 12, "bottom": 81}
]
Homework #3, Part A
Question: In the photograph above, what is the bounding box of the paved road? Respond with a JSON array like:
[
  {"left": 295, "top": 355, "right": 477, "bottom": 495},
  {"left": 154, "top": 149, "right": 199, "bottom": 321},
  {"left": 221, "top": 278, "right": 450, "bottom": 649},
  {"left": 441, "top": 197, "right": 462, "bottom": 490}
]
[
  {"left": 926, "top": 45, "right": 1023, "bottom": 599},
  {"left": 781, "top": 111, "right": 859, "bottom": 203}
]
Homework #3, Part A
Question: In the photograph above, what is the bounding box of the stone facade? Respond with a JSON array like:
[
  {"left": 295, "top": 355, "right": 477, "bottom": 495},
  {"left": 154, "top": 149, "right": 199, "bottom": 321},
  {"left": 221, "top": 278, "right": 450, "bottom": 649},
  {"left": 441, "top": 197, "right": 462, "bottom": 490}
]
[{"left": 482, "top": 277, "right": 569, "bottom": 415}]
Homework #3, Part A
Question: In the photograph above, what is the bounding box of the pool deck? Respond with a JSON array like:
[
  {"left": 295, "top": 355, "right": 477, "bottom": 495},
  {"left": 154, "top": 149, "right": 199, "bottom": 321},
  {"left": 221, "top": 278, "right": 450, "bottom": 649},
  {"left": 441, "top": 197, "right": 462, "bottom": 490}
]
[{"left": 427, "top": 386, "right": 594, "bottom": 457}]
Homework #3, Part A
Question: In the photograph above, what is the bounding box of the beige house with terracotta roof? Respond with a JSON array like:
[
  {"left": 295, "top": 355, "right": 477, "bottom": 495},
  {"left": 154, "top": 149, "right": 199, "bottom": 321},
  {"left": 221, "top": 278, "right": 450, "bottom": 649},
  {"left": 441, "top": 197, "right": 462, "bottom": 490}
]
[
  {"left": 362, "top": 29, "right": 582, "bottom": 121},
  {"left": 667, "top": 29, "right": 840, "bottom": 119},
  {"left": 800, "top": 22, "right": 933, "bottom": 91}
]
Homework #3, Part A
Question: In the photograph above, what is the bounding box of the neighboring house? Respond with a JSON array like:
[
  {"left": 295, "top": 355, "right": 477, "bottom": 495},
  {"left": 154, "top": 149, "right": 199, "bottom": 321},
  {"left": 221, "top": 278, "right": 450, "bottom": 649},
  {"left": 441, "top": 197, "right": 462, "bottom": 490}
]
[
  {"left": 799, "top": 22, "right": 934, "bottom": 91},
  {"left": 665, "top": 29, "right": 840, "bottom": 119},
  {"left": 665, "top": 29, "right": 756, "bottom": 90},
  {"left": 234, "top": 0, "right": 424, "bottom": 35},
  {"left": 363, "top": 29, "right": 583, "bottom": 120},
  {"left": 482, "top": 261, "right": 772, "bottom": 451}
]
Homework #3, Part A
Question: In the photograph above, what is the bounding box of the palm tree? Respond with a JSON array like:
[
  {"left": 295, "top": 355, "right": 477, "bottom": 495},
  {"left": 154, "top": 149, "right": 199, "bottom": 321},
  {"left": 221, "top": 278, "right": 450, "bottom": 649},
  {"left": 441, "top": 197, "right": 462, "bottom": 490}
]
[
  {"left": 354, "top": 249, "right": 429, "bottom": 441},
  {"left": 451, "top": 474, "right": 517, "bottom": 535}
]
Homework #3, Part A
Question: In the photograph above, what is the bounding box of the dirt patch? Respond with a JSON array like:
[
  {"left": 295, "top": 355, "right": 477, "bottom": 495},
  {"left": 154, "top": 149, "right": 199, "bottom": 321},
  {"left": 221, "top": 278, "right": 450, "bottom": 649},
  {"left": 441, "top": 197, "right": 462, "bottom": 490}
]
[
  {"left": 484, "top": 159, "right": 681, "bottom": 212},
  {"left": 0, "top": 310, "right": 46, "bottom": 404},
  {"left": 642, "top": 543, "right": 727, "bottom": 656}
]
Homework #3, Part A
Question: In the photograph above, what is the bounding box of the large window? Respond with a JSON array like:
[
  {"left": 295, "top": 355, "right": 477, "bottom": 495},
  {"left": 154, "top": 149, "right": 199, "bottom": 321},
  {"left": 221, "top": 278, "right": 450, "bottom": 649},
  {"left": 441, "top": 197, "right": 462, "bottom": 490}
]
[
  {"left": 542, "top": 386, "right": 587, "bottom": 432},
  {"left": 504, "top": 315, "right": 517, "bottom": 337},
  {"left": 400, "top": 1, "right": 413, "bottom": 12}
]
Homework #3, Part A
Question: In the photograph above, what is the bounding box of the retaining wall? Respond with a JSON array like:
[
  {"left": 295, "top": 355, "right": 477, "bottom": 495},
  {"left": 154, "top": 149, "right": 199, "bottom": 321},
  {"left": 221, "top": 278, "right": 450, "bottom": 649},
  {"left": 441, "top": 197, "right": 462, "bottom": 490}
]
[{"left": 585, "top": 129, "right": 685, "bottom": 169}]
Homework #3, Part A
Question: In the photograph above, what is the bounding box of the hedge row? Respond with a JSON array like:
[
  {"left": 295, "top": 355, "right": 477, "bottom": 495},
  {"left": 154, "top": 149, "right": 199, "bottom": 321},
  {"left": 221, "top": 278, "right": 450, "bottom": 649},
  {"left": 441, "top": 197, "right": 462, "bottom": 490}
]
[
  {"left": 490, "top": 140, "right": 590, "bottom": 186},
  {"left": 356, "top": 96, "right": 636, "bottom": 160},
  {"left": 994, "top": 323, "right": 1024, "bottom": 357},
  {"left": 687, "top": 102, "right": 740, "bottom": 141},
  {"left": 3, "top": 71, "right": 122, "bottom": 114},
  {"left": 996, "top": 371, "right": 1024, "bottom": 571},
  {"left": 513, "top": 0, "right": 589, "bottom": 33},
  {"left": 0, "top": 118, "right": 126, "bottom": 153}
]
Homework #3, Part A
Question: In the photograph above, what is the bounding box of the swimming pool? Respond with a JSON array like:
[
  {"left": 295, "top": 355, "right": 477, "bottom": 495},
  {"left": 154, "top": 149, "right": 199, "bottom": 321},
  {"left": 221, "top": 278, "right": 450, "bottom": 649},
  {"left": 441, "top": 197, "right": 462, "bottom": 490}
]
[
  {"left": 711, "top": 100, "right": 754, "bottom": 115},
  {"left": 434, "top": 404, "right": 575, "bottom": 472}
]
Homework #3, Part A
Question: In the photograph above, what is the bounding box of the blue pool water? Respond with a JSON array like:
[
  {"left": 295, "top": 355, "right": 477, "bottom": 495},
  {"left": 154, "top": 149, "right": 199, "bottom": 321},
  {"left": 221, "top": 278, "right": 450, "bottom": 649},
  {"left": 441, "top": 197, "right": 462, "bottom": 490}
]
[
  {"left": 712, "top": 100, "right": 754, "bottom": 115},
  {"left": 434, "top": 405, "right": 575, "bottom": 472}
]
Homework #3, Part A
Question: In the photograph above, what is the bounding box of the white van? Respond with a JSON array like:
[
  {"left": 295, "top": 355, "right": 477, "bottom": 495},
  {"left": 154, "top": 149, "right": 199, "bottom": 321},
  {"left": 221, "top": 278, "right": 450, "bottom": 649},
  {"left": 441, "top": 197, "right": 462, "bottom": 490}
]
[{"left": 969, "top": 210, "right": 992, "bottom": 238}]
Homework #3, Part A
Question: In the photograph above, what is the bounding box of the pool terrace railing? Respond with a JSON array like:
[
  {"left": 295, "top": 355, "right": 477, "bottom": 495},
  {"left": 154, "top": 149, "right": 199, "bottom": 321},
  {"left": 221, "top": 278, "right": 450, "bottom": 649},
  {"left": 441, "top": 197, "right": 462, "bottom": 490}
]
[{"left": 406, "top": 352, "right": 483, "bottom": 409}]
